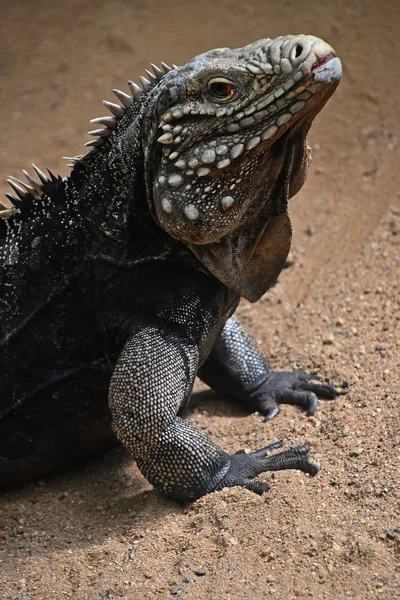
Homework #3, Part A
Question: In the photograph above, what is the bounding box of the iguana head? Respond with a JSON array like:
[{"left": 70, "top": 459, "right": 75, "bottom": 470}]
[{"left": 144, "top": 35, "right": 341, "bottom": 300}]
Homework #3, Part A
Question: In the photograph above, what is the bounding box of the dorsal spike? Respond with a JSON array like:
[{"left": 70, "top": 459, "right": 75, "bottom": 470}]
[
  {"left": 22, "top": 170, "right": 43, "bottom": 194},
  {"left": 139, "top": 76, "right": 152, "bottom": 92},
  {"left": 145, "top": 69, "right": 158, "bottom": 83},
  {"left": 80, "top": 148, "right": 98, "bottom": 161},
  {"left": 90, "top": 116, "right": 117, "bottom": 129},
  {"left": 161, "top": 62, "right": 172, "bottom": 73},
  {"left": 8, "top": 176, "right": 34, "bottom": 194},
  {"left": 4, "top": 192, "right": 19, "bottom": 204},
  {"left": 112, "top": 89, "right": 133, "bottom": 108},
  {"left": 32, "top": 164, "right": 48, "bottom": 184},
  {"left": 0, "top": 198, "right": 9, "bottom": 210},
  {"left": 62, "top": 156, "right": 79, "bottom": 163},
  {"left": 47, "top": 170, "right": 59, "bottom": 183},
  {"left": 151, "top": 63, "right": 164, "bottom": 79},
  {"left": 128, "top": 80, "right": 142, "bottom": 98},
  {"left": 172, "top": 64, "right": 179, "bottom": 70},
  {"left": 7, "top": 179, "right": 27, "bottom": 200},
  {"left": 84, "top": 139, "right": 104, "bottom": 148},
  {"left": 0, "top": 205, "right": 18, "bottom": 219},
  {"left": 88, "top": 128, "right": 110, "bottom": 137},
  {"left": 102, "top": 100, "right": 124, "bottom": 117}
]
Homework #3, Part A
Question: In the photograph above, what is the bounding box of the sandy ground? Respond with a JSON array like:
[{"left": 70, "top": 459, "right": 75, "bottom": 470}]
[{"left": 0, "top": 0, "right": 399, "bottom": 598}]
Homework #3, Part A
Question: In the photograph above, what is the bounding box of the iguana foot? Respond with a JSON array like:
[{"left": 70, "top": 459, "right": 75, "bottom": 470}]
[
  {"left": 250, "top": 371, "right": 348, "bottom": 421},
  {"left": 217, "top": 441, "right": 319, "bottom": 495}
]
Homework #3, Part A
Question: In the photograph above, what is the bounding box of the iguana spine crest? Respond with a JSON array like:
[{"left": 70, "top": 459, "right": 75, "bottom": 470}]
[{"left": 0, "top": 61, "right": 175, "bottom": 219}]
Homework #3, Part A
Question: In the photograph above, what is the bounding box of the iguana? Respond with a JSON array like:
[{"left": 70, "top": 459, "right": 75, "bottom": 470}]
[{"left": 0, "top": 34, "right": 344, "bottom": 501}]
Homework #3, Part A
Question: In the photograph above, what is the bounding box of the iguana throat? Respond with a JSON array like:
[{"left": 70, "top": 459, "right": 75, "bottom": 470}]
[{"left": 189, "top": 212, "right": 292, "bottom": 301}]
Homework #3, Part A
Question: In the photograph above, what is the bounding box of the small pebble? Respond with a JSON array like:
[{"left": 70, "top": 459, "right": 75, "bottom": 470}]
[
  {"left": 387, "top": 528, "right": 400, "bottom": 541},
  {"left": 306, "top": 225, "right": 316, "bottom": 237},
  {"left": 349, "top": 447, "right": 363, "bottom": 457},
  {"left": 170, "top": 584, "right": 182, "bottom": 595},
  {"left": 195, "top": 567, "right": 207, "bottom": 576},
  {"left": 284, "top": 252, "right": 296, "bottom": 268}
]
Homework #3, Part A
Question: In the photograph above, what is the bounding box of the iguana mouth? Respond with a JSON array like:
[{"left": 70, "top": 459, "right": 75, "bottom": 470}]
[{"left": 312, "top": 53, "right": 337, "bottom": 71}]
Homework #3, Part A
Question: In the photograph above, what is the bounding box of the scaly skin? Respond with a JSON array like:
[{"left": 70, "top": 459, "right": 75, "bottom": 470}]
[{"left": 0, "top": 35, "right": 343, "bottom": 500}]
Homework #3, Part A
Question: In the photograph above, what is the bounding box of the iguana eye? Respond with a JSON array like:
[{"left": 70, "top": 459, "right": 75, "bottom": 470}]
[{"left": 207, "top": 78, "right": 236, "bottom": 102}]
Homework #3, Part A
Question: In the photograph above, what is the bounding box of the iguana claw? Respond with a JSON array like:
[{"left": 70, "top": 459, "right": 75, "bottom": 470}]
[
  {"left": 248, "top": 370, "right": 348, "bottom": 421},
  {"left": 216, "top": 442, "right": 320, "bottom": 495}
]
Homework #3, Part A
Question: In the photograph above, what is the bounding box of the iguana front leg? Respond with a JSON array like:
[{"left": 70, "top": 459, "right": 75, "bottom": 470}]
[
  {"left": 109, "top": 321, "right": 231, "bottom": 501},
  {"left": 109, "top": 319, "right": 323, "bottom": 501},
  {"left": 198, "top": 315, "right": 346, "bottom": 421}
]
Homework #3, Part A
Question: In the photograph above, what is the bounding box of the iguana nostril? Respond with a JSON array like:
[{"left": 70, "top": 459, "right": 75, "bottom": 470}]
[
  {"left": 288, "top": 42, "right": 307, "bottom": 65},
  {"left": 294, "top": 44, "right": 303, "bottom": 59}
]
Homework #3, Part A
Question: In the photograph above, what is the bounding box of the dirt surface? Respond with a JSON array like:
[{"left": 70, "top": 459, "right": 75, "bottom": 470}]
[{"left": 0, "top": 0, "right": 399, "bottom": 598}]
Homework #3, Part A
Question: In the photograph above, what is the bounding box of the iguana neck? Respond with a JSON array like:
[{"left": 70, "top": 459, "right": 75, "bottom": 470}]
[
  {"left": 67, "top": 92, "right": 161, "bottom": 248},
  {"left": 69, "top": 144, "right": 144, "bottom": 245}
]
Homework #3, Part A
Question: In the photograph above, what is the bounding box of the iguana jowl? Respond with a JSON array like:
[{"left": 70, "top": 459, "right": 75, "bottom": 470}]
[{"left": 0, "top": 35, "right": 343, "bottom": 500}]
